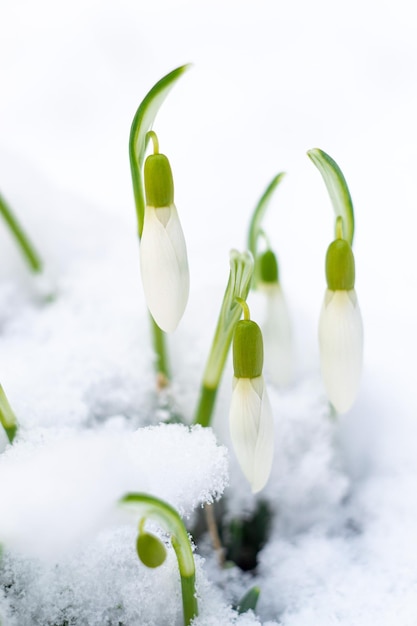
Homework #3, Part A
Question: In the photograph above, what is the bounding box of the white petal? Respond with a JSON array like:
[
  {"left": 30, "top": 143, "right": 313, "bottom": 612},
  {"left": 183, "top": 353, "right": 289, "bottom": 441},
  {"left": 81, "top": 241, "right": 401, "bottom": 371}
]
[
  {"left": 140, "top": 204, "right": 189, "bottom": 333},
  {"left": 229, "top": 376, "right": 274, "bottom": 493},
  {"left": 260, "top": 283, "right": 294, "bottom": 387},
  {"left": 319, "top": 289, "right": 363, "bottom": 414}
]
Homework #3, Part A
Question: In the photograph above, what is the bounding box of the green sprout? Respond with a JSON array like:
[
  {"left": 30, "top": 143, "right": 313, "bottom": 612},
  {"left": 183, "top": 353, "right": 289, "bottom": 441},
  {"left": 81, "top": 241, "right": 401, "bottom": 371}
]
[
  {"left": 120, "top": 493, "right": 198, "bottom": 626},
  {"left": 193, "top": 250, "right": 254, "bottom": 427},
  {"left": 0, "top": 192, "right": 43, "bottom": 273},
  {"left": 310, "top": 149, "right": 363, "bottom": 414},
  {"left": 236, "top": 585, "right": 261, "bottom": 614},
  {"left": 0, "top": 385, "right": 18, "bottom": 444},
  {"left": 129, "top": 64, "right": 191, "bottom": 386}
]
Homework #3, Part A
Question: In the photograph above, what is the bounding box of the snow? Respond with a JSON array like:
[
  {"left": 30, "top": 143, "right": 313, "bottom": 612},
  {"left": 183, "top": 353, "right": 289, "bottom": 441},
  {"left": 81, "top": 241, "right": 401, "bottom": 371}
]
[{"left": 1, "top": 0, "right": 417, "bottom": 624}]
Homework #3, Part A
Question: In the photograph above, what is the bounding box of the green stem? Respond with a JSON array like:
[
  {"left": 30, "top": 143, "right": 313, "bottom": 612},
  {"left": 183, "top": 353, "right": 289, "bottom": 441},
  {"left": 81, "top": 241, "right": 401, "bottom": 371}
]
[
  {"left": 120, "top": 493, "right": 198, "bottom": 626},
  {"left": 0, "top": 385, "right": 18, "bottom": 444},
  {"left": 194, "top": 384, "right": 218, "bottom": 428},
  {"left": 0, "top": 192, "right": 43, "bottom": 273},
  {"left": 150, "top": 313, "right": 170, "bottom": 385},
  {"left": 193, "top": 250, "right": 253, "bottom": 427}
]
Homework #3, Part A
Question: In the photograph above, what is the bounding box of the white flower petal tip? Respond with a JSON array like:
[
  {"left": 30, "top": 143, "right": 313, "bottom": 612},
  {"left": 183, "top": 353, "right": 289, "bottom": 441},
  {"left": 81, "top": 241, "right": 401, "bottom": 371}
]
[
  {"left": 229, "top": 376, "right": 274, "bottom": 493},
  {"left": 140, "top": 203, "right": 190, "bottom": 333},
  {"left": 319, "top": 289, "right": 363, "bottom": 414},
  {"left": 260, "top": 283, "right": 294, "bottom": 388}
]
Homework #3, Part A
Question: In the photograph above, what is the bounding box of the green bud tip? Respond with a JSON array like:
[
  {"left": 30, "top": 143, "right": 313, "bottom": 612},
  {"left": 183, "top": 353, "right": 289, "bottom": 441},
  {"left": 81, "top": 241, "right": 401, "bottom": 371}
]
[
  {"left": 233, "top": 319, "right": 264, "bottom": 378},
  {"left": 259, "top": 249, "right": 279, "bottom": 283},
  {"left": 136, "top": 531, "right": 167, "bottom": 568},
  {"left": 325, "top": 238, "right": 355, "bottom": 290},
  {"left": 144, "top": 153, "right": 174, "bottom": 208}
]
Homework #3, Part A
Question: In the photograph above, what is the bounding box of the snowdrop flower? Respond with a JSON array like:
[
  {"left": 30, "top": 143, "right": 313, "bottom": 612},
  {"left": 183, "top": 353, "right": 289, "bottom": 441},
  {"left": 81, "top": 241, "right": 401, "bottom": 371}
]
[
  {"left": 229, "top": 302, "right": 274, "bottom": 493},
  {"left": 319, "top": 238, "right": 363, "bottom": 414},
  {"left": 140, "top": 137, "right": 189, "bottom": 333},
  {"left": 258, "top": 249, "right": 294, "bottom": 387}
]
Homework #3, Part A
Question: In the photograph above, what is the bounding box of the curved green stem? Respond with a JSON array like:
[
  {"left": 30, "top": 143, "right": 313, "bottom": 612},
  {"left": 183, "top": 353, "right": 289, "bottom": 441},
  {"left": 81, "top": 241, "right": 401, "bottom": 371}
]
[
  {"left": 247, "top": 173, "right": 285, "bottom": 288},
  {"left": 0, "top": 192, "right": 43, "bottom": 273},
  {"left": 129, "top": 65, "right": 190, "bottom": 384},
  {"left": 0, "top": 385, "right": 18, "bottom": 444},
  {"left": 193, "top": 250, "right": 254, "bottom": 427},
  {"left": 120, "top": 493, "right": 198, "bottom": 626},
  {"left": 307, "top": 148, "right": 355, "bottom": 246}
]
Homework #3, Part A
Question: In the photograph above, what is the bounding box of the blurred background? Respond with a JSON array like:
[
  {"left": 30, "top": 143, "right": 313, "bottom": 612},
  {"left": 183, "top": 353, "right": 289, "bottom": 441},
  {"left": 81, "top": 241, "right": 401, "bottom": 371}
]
[{"left": 0, "top": 0, "right": 416, "bottom": 420}]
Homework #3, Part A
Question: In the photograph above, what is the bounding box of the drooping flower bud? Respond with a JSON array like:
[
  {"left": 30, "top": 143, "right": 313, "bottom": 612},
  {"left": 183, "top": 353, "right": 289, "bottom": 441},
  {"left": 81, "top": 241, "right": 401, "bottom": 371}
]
[
  {"left": 229, "top": 315, "right": 274, "bottom": 493},
  {"left": 319, "top": 238, "right": 363, "bottom": 413},
  {"left": 140, "top": 144, "right": 189, "bottom": 333}
]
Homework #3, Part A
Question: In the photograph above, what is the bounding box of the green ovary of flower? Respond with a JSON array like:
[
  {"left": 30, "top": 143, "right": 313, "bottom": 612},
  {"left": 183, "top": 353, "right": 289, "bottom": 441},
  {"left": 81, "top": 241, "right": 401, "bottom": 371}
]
[
  {"left": 136, "top": 531, "right": 167, "bottom": 568},
  {"left": 259, "top": 249, "right": 279, "bottom": 284},
  {"left": 144, "top": 153, "right": 174, "bottom": 207},
  {"left": 325, "top": 238, "right": 355, "bottom": 291},
  {"left": 233, "top": 320, "right": 264, "bottom": 379}
]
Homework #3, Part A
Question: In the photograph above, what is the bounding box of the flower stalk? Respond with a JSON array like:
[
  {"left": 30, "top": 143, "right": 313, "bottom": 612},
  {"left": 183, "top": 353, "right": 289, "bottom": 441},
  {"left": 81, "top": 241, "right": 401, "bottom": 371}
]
[
  {"left": 193, "top": 250, "right": 254, "bottom": 427},
  {"left": 120, "top": 493, "right": 198, "bottom": 626}
]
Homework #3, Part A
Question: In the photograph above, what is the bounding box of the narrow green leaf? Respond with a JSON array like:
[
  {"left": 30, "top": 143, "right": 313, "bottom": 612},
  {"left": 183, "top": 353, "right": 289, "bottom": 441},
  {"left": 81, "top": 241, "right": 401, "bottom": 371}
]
[
  {"left": 0, "top": 192, "right": 43, "bottom": 273},
  {"left": 0, "top": 385, "right": 18, "bottom": 444},
  {"left": 247, "top": 173, "right": 285, "bottom": 288},
  {"left": 129, "top": 64, "right": 191, "bottom": 237},
  {"left": 237, "top": 586, "right": 261, "bottom": 614},
  {"left": 307, "top": 148, "right": 355, "bottom": 246}
]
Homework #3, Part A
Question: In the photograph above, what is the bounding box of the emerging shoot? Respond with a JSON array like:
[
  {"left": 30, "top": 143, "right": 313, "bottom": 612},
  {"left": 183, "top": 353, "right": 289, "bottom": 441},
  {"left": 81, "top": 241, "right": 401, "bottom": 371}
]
[
  {"left": 129, "top": 65, "right": 190, "bottom": 383},
  {"left": 120, "top": 493, "right": 198, "bottom": 626},
  {"left": 310, "top": 149, "right": 363, "bottom": 413}
]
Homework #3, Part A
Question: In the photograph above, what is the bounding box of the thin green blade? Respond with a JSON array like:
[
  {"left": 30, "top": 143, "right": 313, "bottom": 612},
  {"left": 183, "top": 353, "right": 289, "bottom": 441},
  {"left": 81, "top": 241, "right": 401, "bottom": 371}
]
[
  {"left": 307, "top": 148, "right": 355, "bottom": 246},
  {"left": 247, "top": 173, "right": 285, "bottom": 288},
  {"left": 237, "top": 586, "right": 261, "bottom": 614},
  {"left": 0, "top": 192, "right": 43, "bottom": 273},
  {"left": 129, "top": 64, "right": 191, "bottom": 237},
  {"left": 0, "top": 385, "right": 18, "bottom": 444}
]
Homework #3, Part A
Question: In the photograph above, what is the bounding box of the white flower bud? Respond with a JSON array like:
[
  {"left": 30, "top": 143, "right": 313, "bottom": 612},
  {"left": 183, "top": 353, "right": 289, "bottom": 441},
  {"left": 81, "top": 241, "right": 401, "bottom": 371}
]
[
  {"left": 260, "top": 282, "right": 294, "bottom": 387},
  {"left": 229, "top": 375, "right": 274, "bottom": 493},
  {"left": 318, "top": 289, "right": 363, "bottom": 413},
  {"left": 140, "top": 203, "right": 189, "bottom": 333}
]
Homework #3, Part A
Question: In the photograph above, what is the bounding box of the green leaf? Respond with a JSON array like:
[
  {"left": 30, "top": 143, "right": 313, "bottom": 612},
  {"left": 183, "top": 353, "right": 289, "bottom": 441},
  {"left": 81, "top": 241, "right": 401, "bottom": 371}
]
[
  {"left": 247, "top": 173, "right": 285, "bottom": 288},
  {"left": 307, "top": 148, "right": 355, "bottom": 246},
  {"left": 129, "top": 64, "right": 191, "bottom": 237},
  {"left": 236, "top": 586, "right": 261, "bottom": 614},
  {"left": 0, "top": 192, "right": 43, "bottom": 273},
  {"left": 0, "top": 384, "right": 18, "bottom": 444}
]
